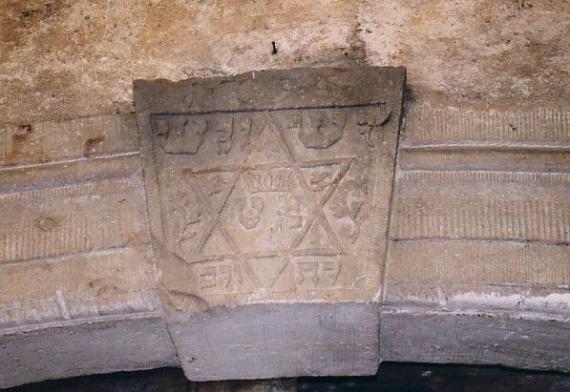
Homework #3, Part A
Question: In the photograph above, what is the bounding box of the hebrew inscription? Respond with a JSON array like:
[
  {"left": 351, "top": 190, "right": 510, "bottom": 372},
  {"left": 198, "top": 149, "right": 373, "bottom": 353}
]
[{"left": 135, "top": 66, "right": 406, "bottom": 305}]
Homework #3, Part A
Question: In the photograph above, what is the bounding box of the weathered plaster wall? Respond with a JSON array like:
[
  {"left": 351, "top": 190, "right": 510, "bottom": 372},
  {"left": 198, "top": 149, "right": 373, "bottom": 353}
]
[{"left": 1, "top": 0, "right": 568, "bottom": 123}]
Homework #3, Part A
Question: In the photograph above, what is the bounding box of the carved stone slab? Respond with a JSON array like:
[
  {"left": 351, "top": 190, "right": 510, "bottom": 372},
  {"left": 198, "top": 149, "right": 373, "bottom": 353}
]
[
  {"left": 383, "top": 102, "right": 570, "bottom": 371},
  {"left": 0, "top": 115, "right": 177, "bottom": 388},
  {"left": 134, "top": 66, "right": 406, "bottom": 379}
]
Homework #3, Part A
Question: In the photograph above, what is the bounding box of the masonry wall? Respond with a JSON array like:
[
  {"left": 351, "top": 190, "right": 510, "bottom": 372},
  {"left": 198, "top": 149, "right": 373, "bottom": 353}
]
[{"left": 1, "top": 1, "right": 570, "bottom": 387}]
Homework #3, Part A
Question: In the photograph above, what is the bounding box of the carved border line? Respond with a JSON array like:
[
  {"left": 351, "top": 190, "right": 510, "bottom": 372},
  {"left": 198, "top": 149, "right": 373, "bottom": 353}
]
[
  {"left": 151, "top": 101, "right": 388, "bottom": 117},
  {"left": 142, "top": 99, "right": 393, "bottom": 296}
]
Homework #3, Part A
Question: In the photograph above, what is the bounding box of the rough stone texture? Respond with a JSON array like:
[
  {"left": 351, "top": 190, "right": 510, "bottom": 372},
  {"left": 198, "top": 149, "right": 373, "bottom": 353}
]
[
  {"left": 1, "top": 1, "right": 568, "bottom": 122},
  {"left": 381, "top": 312, "right": 570, "bottom": 371},
  {"left": 0, "top": 114, "right": 178, "bottom": 388},
  {"left": 1, "top": 0, "right": 569, "bottom": 384},
  {"left": 134, "top": 66, "right": 405, "bottom": 380},
  {"left": 0, "top": 314, "right": 176, "bottom": 388},
  {"left": 382, "top": 100, "right": 570, "bottom": 370},
  {"left": 171, "top": 304, "right": 379, "bottom": 381}
]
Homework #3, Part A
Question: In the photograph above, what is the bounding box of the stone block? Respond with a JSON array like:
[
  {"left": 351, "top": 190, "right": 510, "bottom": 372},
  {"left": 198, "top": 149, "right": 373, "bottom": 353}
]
[
  {"left": 0, "top": 115, "right": 177, "bottom": 388},
  {"left": 383, "top": 101, "right": 570, "bottom": 371},
  {"left": 134, "top": 66, "right": 406, "bottom": 380}
]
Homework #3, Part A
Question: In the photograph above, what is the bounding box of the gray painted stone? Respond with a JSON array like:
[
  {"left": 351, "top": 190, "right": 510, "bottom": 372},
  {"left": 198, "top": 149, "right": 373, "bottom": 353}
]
[
  {"left": 0, "top": 313, "right": 176, "bottom": 388},
  {"left": 381, "top": 310, "right": 570, "bottom": 372},
  {"left": 171, "top": 303, "right": 379, "bottom": 381}
]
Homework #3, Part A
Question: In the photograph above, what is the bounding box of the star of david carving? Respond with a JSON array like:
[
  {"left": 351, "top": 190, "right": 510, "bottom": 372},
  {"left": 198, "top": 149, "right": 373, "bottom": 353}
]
[{"left": 167, "top": 112, "right": 355, "bottom": 289}]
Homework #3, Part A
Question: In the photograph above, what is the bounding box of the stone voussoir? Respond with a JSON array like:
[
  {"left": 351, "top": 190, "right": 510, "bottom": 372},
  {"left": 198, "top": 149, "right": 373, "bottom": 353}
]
[
  {"left": 134, "top": 66, "right": 406, "bottom": 381},
  {"left": 382, "top": 100, "right": 570, "bottom": 371},
  {"left": 0, "top": 114, "right": 178, "bottom": 388}
]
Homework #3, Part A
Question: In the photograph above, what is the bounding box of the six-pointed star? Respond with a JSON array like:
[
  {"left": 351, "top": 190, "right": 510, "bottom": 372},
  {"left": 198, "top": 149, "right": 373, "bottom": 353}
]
[{"left": 172, "top": 112, "right": 355, "bottom": 288}]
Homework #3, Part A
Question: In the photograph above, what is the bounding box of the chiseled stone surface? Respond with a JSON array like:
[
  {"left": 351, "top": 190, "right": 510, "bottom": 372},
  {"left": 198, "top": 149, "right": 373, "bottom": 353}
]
[
  {"left": 2, "top": 64, "right": 570, "bottom": 387},
  {"left": 382, "top": 100, "right": 570, "bottom": 371},
  {"left": 0, "top": 115, "right": 178, "bottom": 388},
  {"left": 1, "top": 1, "right": 568, "bottom": 123},
  {"left": 134, "top": 66, "right": 406, "bottom": 380}
]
